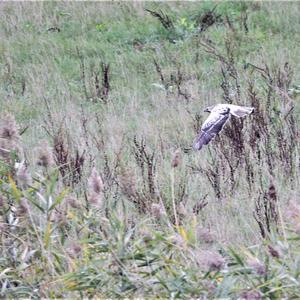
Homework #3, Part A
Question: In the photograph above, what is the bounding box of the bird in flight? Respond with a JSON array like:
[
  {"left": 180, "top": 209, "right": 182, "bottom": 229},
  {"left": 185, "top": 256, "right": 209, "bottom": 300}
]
[{"left": 193, "top": 104, "right": 254, "bottom": 151}]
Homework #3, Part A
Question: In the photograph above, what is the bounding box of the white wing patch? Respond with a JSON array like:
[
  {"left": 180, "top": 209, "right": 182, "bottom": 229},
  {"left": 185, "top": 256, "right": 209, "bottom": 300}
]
[{"left": 226, "top": 104, "right": 254, "bottom": 118}]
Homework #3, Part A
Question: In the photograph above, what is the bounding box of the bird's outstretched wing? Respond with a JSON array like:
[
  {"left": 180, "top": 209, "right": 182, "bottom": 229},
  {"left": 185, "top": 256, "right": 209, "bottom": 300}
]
[
  {"left": 226, "top": 104, "right": 254, "bottom": 117},
  {"left": 193, "top": 109, "right": 230, "bottom": 151}
]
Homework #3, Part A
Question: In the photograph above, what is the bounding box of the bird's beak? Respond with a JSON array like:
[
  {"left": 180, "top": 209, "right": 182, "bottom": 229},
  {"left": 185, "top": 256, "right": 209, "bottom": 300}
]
[{"left": 204, "top": 105, "right": 214, "bottom": 113}]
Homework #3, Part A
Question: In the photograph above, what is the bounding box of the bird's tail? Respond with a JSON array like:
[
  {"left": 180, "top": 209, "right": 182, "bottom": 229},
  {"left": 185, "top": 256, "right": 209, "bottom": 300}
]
[{"left": 192, "top": 139, "right": 203, "bottom": 151}]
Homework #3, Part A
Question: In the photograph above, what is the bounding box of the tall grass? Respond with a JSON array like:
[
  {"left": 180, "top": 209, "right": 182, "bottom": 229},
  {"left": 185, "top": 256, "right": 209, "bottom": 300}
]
[{"left": 1, "top": 1, "right": 300, "bottom": 298}]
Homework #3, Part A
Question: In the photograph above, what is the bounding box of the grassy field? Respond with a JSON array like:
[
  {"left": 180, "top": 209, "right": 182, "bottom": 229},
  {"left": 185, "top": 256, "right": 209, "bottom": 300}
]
[{"left": 1, "top": 1, "right": 300, "bottom": 298}]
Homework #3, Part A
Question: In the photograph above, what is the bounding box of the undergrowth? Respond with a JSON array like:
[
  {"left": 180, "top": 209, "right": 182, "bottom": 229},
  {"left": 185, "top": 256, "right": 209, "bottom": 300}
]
[{"left": 1, "top": 1, "right": 300, "bottom": 298}]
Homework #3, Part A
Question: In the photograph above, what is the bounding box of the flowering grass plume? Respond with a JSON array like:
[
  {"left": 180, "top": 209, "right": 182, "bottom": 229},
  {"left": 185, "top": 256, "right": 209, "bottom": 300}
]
[
  {"left": 151, "top": 202, "right": 166, "bottom": 219},
  {"left": 35, "top": 140, "right": 55, "bottom": 168},
  {"left": 16, "top": 161, "right": 32, "bottom": 187},
  {"left": 0, "top": 113, "right": 21, "bottom": 162},
  {"left": 171, "top": 148, "right": 182, "bottom": 168},
  {"left": 197, "top": 250, "right": 225, "bottom": 271},
  {"left": 246, "top": 257, "right": 266, "bottom": 276},
  {"left": 196, "top": 227, "right": 215, "bottom": 244},
  {"left": 88, "top": 167, "right": 104, "bottom": 207}
]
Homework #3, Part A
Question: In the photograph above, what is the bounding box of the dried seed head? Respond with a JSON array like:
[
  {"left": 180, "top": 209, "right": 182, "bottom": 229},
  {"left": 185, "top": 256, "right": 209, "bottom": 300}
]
[
  {"left": 247, "top": 257, "right": 266, "bottom": 276},
  {"left": 286, "top": 201, "right": 300, "bottom": 233},
  {"left": 88, "top": 192, "right": 102, "bottom": 207},
  {"left": 267, "top": 245, "right": 281, "bottom": 258},
  {"left": 17, "top": 198, "right": 30, "bottom": 216},
  {"left": 196, "top": 227, "right": 215, "bottom": 243},
  {"left": 197, "top": 250, "right": 225, "bottom": 271},
  {"left": 151, "top": 203, "right": 166, "bottom": 219},
  {"left": 0, "top": 114, "right": 21, "bottom": 161},
  {"left": 16, "top": 162, "right": 32, "bottom": 186},
  {"left": 88, "top": 168, "right": 103, "bottom": 207},
  {"left": 177, "top": 202, "right": 187, "bottom": 217},
  {"left": 267, "top": 180, "right": 277, "bottom": 201},
  {"left": 0, "top": 139, "right": 13, "bottom": 161},
  {"left": 171, "top": 148, "right": 182, "bottom": 168},
  {"left": 240, "top": 290, "right": 262, "bottom": 300},
  {"left": 170, "top": 233, "right": 185, "bottom": 247},
  {"left": 119, "top": 170, "right": 137, "bottom": 198},
  {"left": 67, "top": 242, "right": 82, "bottom": 258},
  {"left": 52, "top": 209, "right": 67, "bottom": 225},
  {"left": 66, "top": 195, "right": 80, "bottom": 209},
  {"left": 0, "top": 113, "right": 19, "bottom": 141},
  {"left": 88, "top": 168, "right": 103, "bottom": 195},
  {"left": 35, "top": 140, "right": 54, "bottom": 168},
  {"left": 140, "top": 228, "right": 153, "bottom": 243}
]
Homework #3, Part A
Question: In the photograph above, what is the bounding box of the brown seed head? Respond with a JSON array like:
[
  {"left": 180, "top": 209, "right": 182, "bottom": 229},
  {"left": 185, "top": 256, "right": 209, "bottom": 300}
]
[
  {"left": 88, "top": 168, "right": 104, "bottom": 207},
  {"left": 196, "top": 227, "right": 215, "bottom": 243},
  {"left": 170, "top": 233, "right": 185, "bottom": 247},
  {"left": 171, "top": 148, "right": 182, "bottom": 168},
  {"left": 267, "top": 181, "right": 277, "bottom": 201},
  {"left": 16, "top": 162, "right": 32, "bottom": 186},
  {"left": 17, "top": 198, "right": 30, "bottom": 216},
  {"left": 286, "top": 201, "right": 300, "bottom": 233},
  {"left": 0, "top": 114, "right": 19, "bottom": 141},
  {"left": 67, "top": 242, "right": 82, "bottom": 258},
  {"left": 240, "top": 290, "right": 262, "bottom": 300},
  {"left": 267, "top": 245, "right": 281, "bottom": 258},
  {"left": 0, "top": 114, "right": 21, "bottom": 161},
  {"left": 197, "top": 250, "right": 225, "bottom": 271},
  {"left": 140, "top": 228, "right": 154, "bottom": 243},
  {"left": 52, "top": 209, "right": 67, "bottom": 225},
  {"left": 119, "top": 170, "right": 137, "bottom": 198},
  {"left": 88, "top": 192, "right": 102, "bottom": 207},
  {"left": 66, "top": 195, "right": 80, "bottom": 209},
  {"left": 88, "top": 168, "right": 104, "bottom": 195},
  {"left": 247, "top": 257, "right": 266, "bottom": 276},
  {"left": 177, "top": 201, "right": 187, "bottom": 217},
  {"left": 35, "top": 140, "right": 55, "bottom": 168},
  {"left": 151, "top": 203, "right": 166, "bottom": 219}
]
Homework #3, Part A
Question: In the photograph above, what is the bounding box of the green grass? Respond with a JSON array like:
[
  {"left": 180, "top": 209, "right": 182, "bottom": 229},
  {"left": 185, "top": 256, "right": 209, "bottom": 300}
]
[{"left": 1, "top": 1, "right": 300, "bottom": 298}]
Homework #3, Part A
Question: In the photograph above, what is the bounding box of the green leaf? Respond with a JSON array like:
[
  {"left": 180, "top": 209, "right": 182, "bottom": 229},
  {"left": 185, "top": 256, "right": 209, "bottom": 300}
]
[
  {"left": 228, "top": 247, "right": 245, "bottom": 266},
  {"left": 49, "top": 188, "right": 69, "bottom": 211},
  {"left": 44, "top": 222, "right": 52, "bottom": 249},
  {"left": 8, "top": 175, "right": 21, "bottom": 203}
]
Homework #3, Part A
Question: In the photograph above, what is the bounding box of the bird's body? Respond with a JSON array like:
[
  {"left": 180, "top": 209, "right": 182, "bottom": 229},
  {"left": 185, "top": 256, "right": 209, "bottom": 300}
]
[{"left": 193, "top": 104, "right": 254, "bottom": 151}]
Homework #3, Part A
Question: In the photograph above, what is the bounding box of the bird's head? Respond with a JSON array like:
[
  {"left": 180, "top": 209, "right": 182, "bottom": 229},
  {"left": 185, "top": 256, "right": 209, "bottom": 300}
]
[{"left": 204, "top": 105, "right": 215, "bottom": 113}]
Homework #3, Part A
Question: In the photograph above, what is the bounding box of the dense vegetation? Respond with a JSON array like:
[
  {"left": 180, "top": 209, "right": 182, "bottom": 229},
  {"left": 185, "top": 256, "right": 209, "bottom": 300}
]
[{"left": 1, "top": 1, "right": 300, "bottom": 298}]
